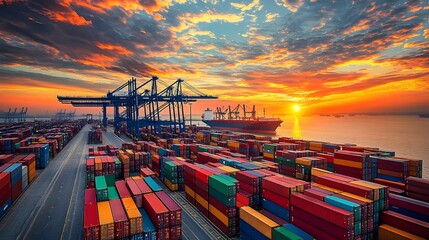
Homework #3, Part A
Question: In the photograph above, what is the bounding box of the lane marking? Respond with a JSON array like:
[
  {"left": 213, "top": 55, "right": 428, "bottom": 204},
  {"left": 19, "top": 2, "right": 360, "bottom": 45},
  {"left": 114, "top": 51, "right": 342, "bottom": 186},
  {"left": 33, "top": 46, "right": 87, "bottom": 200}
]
[{"left": 18, "top": 126, "right": 87, "bottom": 240}]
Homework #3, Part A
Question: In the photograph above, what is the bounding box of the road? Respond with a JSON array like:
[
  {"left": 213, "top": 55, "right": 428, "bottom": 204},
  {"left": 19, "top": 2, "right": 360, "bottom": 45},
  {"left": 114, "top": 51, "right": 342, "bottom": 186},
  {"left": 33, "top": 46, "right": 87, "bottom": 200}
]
[
  {"left": 0, "top": 124, "right": 89, "bottom": 240},
  {"left": 0, "top": 125, "right": 235, "bottom": 240}
]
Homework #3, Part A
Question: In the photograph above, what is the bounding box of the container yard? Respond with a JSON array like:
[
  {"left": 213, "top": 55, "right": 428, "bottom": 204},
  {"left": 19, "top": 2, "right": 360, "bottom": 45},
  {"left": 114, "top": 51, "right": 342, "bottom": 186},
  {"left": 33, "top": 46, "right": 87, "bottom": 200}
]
[{"left": 0, "top": 118, "right": 428, "bottom": 240}]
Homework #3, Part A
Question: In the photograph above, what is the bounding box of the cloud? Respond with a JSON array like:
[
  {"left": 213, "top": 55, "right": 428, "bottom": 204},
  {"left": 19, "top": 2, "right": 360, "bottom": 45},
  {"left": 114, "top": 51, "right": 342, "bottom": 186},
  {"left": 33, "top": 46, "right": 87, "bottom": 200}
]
[
  {"left": 275, "top": 0, "right": 304, "bottom": 12},
  {"left": 231, "top": 0, "right": 260, "bottom": 12},
  {"left": 265, "top": 13, "right": 279, "bottom": 22},
  {"left": 170, "top": 11, "right": 244, "bottom": 32}
]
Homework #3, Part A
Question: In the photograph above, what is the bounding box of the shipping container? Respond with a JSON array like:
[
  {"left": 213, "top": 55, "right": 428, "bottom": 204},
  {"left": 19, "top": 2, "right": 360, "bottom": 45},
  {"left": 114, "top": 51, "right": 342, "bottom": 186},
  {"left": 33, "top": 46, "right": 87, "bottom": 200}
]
[
  {"left": 240, "top": 206, "right": 279, "bottom": 239},
  {"left": 84, "top": 203, "right": 100, "bottom": 240},
  {"left": 142, "top": 192, "right": 169, "bottom": 229},
  {"left": 121, "top": 197, "right": 143, "bottom": 236},
  {"left": 95, "top": 176, "right": 108, "bottom": 202},
  {"left": 139, "top": 208, "right": 157, "bottom": 240},
  {"left": 97, "top": 201, "right": 114, "bottom": 240},
  {"left": 110, "top": 199, "right": 130, "bottom": 239}
]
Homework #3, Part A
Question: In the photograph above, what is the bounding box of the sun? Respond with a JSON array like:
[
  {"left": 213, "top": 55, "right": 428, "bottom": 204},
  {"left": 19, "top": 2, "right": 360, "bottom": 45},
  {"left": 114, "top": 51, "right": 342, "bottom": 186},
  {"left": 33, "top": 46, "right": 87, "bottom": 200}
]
[{"left": 293, "top": 104, "right": 301, "bottom": 112}]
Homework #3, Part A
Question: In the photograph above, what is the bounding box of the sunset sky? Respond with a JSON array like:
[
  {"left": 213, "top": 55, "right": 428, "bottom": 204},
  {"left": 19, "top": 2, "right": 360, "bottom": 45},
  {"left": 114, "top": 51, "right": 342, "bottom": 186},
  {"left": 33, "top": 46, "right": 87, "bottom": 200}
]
[{"left": 0, "top": 0, "right": 428, "bottom": 116}]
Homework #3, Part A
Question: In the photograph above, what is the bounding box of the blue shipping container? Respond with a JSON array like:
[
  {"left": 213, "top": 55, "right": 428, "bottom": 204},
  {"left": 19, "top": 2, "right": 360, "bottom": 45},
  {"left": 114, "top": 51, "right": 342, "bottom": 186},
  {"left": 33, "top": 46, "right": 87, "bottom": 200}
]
[
  {"left": 239, "top": 219, "right": 270, "bottom": 240},
  {"left": 0, "top": 198, "right": 12, "bottom": 219},
  {"left": 144, "top": 177, "right": 162, "bottom": 192},
  {"left": 262, "top": 198, "right": 290, "bottom": 222},
  {"left": 139, "top": 208, "right": 157, "bottom": 240}
]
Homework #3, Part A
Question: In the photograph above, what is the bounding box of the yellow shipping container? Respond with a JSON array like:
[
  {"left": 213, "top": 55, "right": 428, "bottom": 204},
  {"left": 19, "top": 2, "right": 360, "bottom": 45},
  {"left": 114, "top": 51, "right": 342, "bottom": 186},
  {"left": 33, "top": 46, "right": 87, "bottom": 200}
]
[
  {"left": 95, "top": 158, "right": 102, "bottom": 171},
  {"left": 185, "top": 186, "right": 195, "bottom": 198},
  {"left": 97, "top": 201, "right": 114, "bottom": 240},
  {"left": 209, "top": 204, "right": 229, "bottom": 227},
  {"left": 311, "top": 168, "right": 332, "bottom": 179},
  {"left": 296, "top": 158, "right": 312, "bottom": 166},
  {"left": 263, "top": 152, "right": 274, "bottom": 159},
  {"left": 350, "top": 180, "right": 385, "bottom": 201},
  {"left": 121, "top": 197, "right": 143, "bottom": 235},
  {"left": 217, "top": 166, "right": 239, "bottom": 174},
  {"left": 240, "top": 206, "right": 279, "bottom": 238},
  {"left": 334, "top": 158, "right": 363, "bottom": 168},
  {"left": 164, "top": 178, "right": 178, "bottom": 191},
  {"left": 309, "top": 142, "right": 323, "bottom": 152},
  {"left": 378, "top": 224, "right": 425, "bottom": 240},
  {"left": 311, "top": 183, "right": 343, "bottom": 194},
  {"left": 195, "top": 193, "right": 208, "bottom": 210}
]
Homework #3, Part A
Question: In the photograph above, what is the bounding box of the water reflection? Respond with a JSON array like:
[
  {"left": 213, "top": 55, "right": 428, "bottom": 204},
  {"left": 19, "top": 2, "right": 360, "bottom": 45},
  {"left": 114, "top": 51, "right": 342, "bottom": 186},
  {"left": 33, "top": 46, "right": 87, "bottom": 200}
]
[{"left": 293, "top": 117, "right": 302, "bottom": 139}]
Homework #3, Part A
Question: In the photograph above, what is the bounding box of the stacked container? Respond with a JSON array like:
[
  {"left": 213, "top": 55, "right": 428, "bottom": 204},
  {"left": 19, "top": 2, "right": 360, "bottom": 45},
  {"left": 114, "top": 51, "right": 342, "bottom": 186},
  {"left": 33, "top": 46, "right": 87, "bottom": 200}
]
[
  {"left": 156, "top": 191, "right": 182, "bottom": 239},
  {"left": 208, "top": 174, "right": 238, "bottom": 236},
  {"left": 240, "top": 206, "right": 279, "bottom": 239},
  {"left": 404, "top": 177, "right": 429, "bottom": 202},
  {"left": 0, "top": 172, "right": 11, "bottom": 219},
  {"left": 121, "top": 197, "right": 143, "bottom": 237},
  {"left": 139, "top": 208, "right": 157, "bottom": 240},
  {"left": 95, "top": 176, "right": 108, "bottom": 202},
  {"left": 97, "top": 201, "right": 114, "bottom": 240},
  {"left": 84, "top": 189, "right": 100, "bottom": 240},
  {"left": 4, "top": 163, "right": 22, "bottom": 203},
  {"left": 142, "top": 193, "right": 170, "bottom": 239}
]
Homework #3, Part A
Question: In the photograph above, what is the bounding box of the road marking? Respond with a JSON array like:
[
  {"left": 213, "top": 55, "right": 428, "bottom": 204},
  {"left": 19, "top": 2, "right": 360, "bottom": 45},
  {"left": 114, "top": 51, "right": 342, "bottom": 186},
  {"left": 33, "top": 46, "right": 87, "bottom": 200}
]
[
  {"left": 60, "top": 136, "right": 87, "bottom": 240},
  {"left": 18, "top": 126, "right": 86, "bottom": 240}
]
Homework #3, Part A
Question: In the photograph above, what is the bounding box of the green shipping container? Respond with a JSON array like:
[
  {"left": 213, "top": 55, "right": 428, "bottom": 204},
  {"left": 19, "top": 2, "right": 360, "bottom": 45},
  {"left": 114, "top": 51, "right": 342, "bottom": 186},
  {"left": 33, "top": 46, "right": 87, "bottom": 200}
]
[
  {"left": 105, "top": 174, "right": 116, "bottom": 187},
  {"left": 114, "top": 157, "right": 122, "bottom": 179},
  {"left": 95, "top": 176, "right": 108, "bottom": 202},
  {"left": 164, "top": 161, "right": 177, "bottom": 172},
  {"left": 108, "top": 186, "right": 119, "bottom": 200},
  {"left": 209, "top": 174, "right": 236, "bottom": 196},
  {"left": 209, "top": 186, "right": 236, "bottom": 207},
  {"left": 273, "top": 226, "right": 303, "bottom": 240}
]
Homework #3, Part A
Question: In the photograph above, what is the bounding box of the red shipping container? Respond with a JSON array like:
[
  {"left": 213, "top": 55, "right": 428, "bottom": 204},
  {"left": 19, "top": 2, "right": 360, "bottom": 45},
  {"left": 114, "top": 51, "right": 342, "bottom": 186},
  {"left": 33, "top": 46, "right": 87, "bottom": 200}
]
[
  {"left": 110, "top": 199, "right": 130, "bottom": 239},
  {"left": 133, "top": 178, "right": 152, "bottom": 194},
  {"left": 170, "top": 224, "right": 182, "bottom": 240},
  {"left": 85, "top": 188, "right": 97, "bottom": 205},
  {"left": 389, "top": 193, "right": 429, "bottom": 216},
  {"left": 292, "top": 215, "right": 338, "bottom": 240},
  {"left": 290, "top": 193, "right": 354, "bottom": 229},
  {"left": 0, "top": 172, "right": 11, "bottom": 205},
  {"left": 262, "top": 189, "right": 290, "bottom": 209},
  {"left": 84, "top": 204, "right": 100, "bottom": 240},
  {"left": 142, "top": 192, "right": 169, "bottom": 229},
  {"left": 125, "top": 179, "right": 143, "bottom": 208},
  {"left": 209, "top": 195, "right": 237, "bottom": 218},
  {"left": 316, "top": 176, "right": 374, "bottom": 199},
  {"left": 236, "top": 191, "right": 251, "bottom": 206},
  {"left": 303, "top": 188, "right": 329, "bottom": 201},
  {"left": 195, "top": 186, "right": 208, "bottom": 201},
  {"left": 239, "top": 182, "right": 257, "bottom": 194},
  {"left": 156, "top": 191, "right": 182, "bottom": 226},
  {"left": 115, "top": 181, "right": 131, "bottom": 198},
  {"left": 86, "top": 158, "right": 95, "bottom": 174},
  {"left": 382, "top": 210, "right": 429, "bottom": 238},
  {"left": 11, "top": 181, "right": 22, "bottom": 202},
  {"left": 262, "top": 176, "right": 294, "bottom": 199},
  {"left": 140, "top": 167, "right": 155, "bottom": 178}
]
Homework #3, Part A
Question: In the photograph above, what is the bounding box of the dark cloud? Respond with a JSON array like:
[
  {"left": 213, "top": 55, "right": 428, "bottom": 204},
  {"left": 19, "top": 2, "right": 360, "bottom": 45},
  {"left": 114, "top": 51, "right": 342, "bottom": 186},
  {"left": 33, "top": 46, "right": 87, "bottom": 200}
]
[{"left": 0, "top": 68, "right": 117, "bottom": 92}]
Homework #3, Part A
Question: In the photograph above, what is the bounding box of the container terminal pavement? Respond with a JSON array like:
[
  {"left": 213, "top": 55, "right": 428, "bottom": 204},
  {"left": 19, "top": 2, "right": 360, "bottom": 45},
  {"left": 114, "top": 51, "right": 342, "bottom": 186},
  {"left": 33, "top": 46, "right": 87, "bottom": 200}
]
[{"left": 0, "top": 125, "right": 229, "bottom": 240}]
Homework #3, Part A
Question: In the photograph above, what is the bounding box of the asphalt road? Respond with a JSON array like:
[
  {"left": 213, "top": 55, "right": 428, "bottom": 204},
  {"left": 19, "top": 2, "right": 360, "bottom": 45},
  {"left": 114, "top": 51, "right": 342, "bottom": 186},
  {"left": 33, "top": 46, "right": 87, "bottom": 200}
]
[
  {"left": 0, "top": 125, "right": 236, "bottom": 240},
  {"left": 0, "top": 124, "right": 89, "bottom": 240}
]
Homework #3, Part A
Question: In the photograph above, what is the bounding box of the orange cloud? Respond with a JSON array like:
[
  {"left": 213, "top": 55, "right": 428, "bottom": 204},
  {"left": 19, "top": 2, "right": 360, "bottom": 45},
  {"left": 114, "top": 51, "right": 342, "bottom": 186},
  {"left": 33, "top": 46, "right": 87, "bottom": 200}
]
[
  {"left": 77, "top": 53, "right": 118, "bottom": 68},
  {"left": 44, "top": 3, "right": 91, "bottom": 25},
  {"left": 170, "top": 11, "right": 244, "bottom": 32},
  {"left": 275, "top": 0, "right": 304, "bottom": 12},
  {"left": 344, "top": 19, "right": 370, "bottom": 35},
  {"left": 96, "top": 43, "right": 132, "bottom": 55}
]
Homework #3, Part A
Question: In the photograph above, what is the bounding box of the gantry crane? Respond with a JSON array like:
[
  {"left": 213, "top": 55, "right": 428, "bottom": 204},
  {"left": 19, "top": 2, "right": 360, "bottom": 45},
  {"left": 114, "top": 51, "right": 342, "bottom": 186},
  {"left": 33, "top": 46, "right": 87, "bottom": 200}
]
[{"left": 57, "top": 76, "right": 217, "bottom": 137}]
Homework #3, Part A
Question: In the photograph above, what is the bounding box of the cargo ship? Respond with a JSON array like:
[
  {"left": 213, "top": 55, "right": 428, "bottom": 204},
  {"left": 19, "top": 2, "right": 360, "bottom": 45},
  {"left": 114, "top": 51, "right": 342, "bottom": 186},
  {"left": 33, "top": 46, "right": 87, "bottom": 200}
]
[{"left": 201, "top": 105, "right": 283, "bottom": 132}]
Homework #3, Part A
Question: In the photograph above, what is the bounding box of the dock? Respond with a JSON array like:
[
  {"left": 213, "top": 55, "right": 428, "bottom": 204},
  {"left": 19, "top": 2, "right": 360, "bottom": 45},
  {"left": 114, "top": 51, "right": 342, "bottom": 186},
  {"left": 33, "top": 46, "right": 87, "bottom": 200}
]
[{"left": 0, "top": 125, "right": 229, "bottom": 240}]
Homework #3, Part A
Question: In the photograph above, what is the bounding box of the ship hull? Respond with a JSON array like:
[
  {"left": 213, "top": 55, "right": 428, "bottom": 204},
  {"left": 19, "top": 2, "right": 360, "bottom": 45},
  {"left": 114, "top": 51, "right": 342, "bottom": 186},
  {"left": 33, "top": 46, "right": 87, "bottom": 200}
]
[{"left": 202, "top": 119, "right": 282, "bottom": 133}]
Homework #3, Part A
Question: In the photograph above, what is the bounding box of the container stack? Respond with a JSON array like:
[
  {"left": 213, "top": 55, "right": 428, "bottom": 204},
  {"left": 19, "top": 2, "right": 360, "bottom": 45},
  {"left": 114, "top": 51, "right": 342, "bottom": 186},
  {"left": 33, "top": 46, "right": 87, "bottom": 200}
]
[
  {"left": 19, "top": 154, "right": 36, "bottom": 184},
  {"left": 88, "top": 128, "right": 103, "bottom": 144},
  {"left": 86, "top": 157, "right": 117, "bottom": 188},
  {"left": 295, "top": 156, "right": 327, "bottom": 181},
  {"left": 380, "top": 211, "right": 428, "bottom": 240},
  {"left": 156, "top": 191, "right": 182, "bottom": 239},
  {"left": 118, "top": 151, "right": 130, "bottom": 178},
  {"left": 0, "top": 138, "right": 20, "bottom": 154},
  {"left": 208, "top": 174, "right": 238, "bottom": 237},
  {"left": 388, "top": 193, "right": 429, "bottom": 222},
  {"left": 140, "top": 167, "right": 155, "bottom": 178},
  {"left": 18, "top": 143, "right": 50, "bottom": 169},
  {"left": 0, "top": 172, "right": 11, "bottom": 219},
  {"left": 262, "top": 174, "right": 309, "bottom": 223},
  {"left": 121, "top": 197, "right": 143, "bottom": 237},
  {"left": 184, "top": 164, "right": 197, "bottom": 205},
  {"left": 83, "top": 189, "right": 99, "bottom": 240},
  {"left": 240, "top": 206, "right": 279, "bottom": 240},
  {"left": 95, "top": 175, "right": 109, "bottom": 202},
  {"left": 274, "top": 150, "right": 316, "bottom": 178},
  {"left": 109, "top": 198, "right": 129, "bottom": 239},
  {"left": 236, "top": 170, "right": 261, "bottom": 209},
  {"left": 333, "top": 150, "right": 371, "bottom": 181},
  {"left": 142, "top": 193, "right": 170, "bottom": 239},
  {"left": 194, "top": 167, "right": 212, "bottom": 217},
  {"left": 404, "top": 177, "right": 429, "bottom": 202},
  {"left": 163, "top": 161, "right": 179, "bottom": 191},
  {"left": 139, "top": 208, "right": 157, "bottom": 240}
]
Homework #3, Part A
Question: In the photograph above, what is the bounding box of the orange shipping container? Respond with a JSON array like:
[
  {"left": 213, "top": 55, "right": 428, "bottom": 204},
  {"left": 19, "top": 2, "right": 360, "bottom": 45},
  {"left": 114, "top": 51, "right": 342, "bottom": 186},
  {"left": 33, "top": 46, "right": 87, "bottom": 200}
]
[{"left": 97, "top": 201, "right": 114, "bottom": 240}]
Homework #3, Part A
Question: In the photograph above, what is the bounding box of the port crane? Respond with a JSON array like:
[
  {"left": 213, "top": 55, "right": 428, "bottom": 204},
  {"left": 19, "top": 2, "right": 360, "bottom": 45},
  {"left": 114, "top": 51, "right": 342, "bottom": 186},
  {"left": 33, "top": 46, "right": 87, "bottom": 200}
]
[
  {"left": 212, "top": 104, "right": 256, "bottom": 120},
  {"left": 57, "top": 76, "right": 217, "bottom": 137}
]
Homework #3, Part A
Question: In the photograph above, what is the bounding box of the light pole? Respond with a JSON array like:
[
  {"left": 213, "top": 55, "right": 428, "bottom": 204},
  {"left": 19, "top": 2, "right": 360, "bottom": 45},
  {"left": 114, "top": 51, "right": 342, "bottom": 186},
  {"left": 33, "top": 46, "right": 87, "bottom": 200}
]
[{"left": 189, "top": 102, "right": 193, "bottom": 126}]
